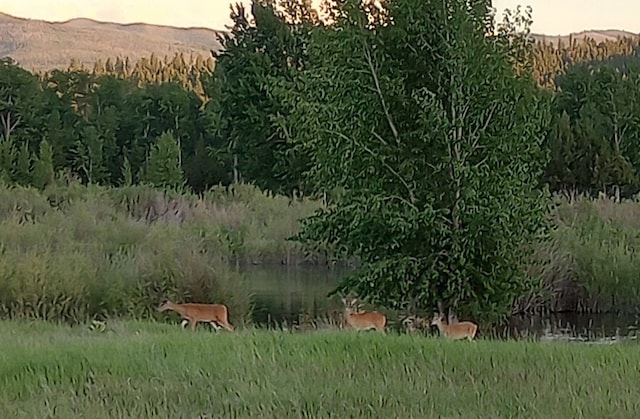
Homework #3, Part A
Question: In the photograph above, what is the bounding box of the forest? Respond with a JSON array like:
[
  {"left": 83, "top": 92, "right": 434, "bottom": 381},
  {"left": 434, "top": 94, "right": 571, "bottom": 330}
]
[
  {"left": 1, "top": 5, "right": 639, "bottom": 198},
  {"left": 2, "top": 0, "right": 640, "bottom": 321}
]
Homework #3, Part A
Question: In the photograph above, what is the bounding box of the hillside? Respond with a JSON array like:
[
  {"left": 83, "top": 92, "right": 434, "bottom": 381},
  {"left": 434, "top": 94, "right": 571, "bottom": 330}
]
[
  {"left": 0, "top": 12, "right": 222, "bottom": 71},
  {"left": 531, "top": 29, "right": 639, "bottom": 45}
]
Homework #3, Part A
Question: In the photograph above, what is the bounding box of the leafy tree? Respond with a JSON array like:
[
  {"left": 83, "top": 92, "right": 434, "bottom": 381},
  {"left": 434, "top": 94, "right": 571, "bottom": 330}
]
[
  {"left": 73, "top": 126, "right": 108, "bottom": 184},
  {"left": 0, "top": 58, "right": 47, "bottom": 150},
  {"left": 140, "top": 131, "right": 185, "bottom": 189},
  {"left": 548, "top": 57, "right": 640, "bottom": 196},
  {"left": 287, "top": 0, "right": 553, "bottom": 322},
  {"left": 210, "top": 0, "right": 318, "bottom": 195}
]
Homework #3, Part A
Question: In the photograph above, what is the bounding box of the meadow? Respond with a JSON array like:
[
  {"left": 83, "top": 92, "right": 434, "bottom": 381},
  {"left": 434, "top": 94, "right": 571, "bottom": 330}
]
[{"left": 0, "top": 320, "right": 638, "bottom": 418}]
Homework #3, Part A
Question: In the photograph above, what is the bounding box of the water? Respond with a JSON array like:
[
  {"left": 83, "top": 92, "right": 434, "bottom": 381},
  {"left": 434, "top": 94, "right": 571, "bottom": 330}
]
[
  {"left": 240, "top": 265, "right": 347, "bottom": 327},
  {"left": 240, "top": 265, "right": 640, "bottom": 342}
]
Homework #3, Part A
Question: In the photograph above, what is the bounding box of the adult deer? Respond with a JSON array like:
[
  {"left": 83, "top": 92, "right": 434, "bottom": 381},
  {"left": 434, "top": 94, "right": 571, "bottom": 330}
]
[
  {"left": 430, "top": 313, "right": 477, "bottom": 341},
  {"left": 341, "top": 297, "right": 386, "bottom": 332},
  {"left": 157, "top": 298, "right": 235, "bottom": 332}
]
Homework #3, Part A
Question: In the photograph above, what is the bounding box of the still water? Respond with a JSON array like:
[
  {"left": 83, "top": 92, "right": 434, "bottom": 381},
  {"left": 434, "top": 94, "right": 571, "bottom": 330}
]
[{"left": 239, "top": 265, "right": 639, "bottom": 342}]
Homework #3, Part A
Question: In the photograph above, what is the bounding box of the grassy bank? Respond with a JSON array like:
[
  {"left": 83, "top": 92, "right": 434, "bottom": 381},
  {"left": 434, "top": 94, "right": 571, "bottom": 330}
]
[{"left": 0, "top": 321, "right": 638, "bottom": 418}]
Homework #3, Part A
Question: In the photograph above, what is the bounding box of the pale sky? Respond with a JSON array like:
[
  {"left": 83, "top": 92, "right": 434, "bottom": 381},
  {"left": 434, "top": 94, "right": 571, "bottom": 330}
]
[{"left": 1, "top": 0, "right": 639, "bottom": 35}]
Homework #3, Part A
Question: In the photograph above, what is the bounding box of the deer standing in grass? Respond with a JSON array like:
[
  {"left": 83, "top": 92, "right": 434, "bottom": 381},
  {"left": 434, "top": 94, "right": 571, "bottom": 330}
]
[
  {"left": 341, "top": 297, "right": 386, "bottom": 332},
  {"left": 157, "top": 299, "right": 235, "bottom": 332},
  {"left": 430, "top": 313, "right": 477, "bottom": 341}
]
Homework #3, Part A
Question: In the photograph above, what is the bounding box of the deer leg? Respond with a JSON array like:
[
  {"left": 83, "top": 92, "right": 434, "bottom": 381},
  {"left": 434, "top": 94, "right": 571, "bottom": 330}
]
[{"left": 220, "top": 320, "right": 235, "bottom": 332}]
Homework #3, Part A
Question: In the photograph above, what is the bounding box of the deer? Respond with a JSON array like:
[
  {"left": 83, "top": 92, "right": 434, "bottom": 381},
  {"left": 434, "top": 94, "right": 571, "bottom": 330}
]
[
  {"left": 402, "top": 315, "right": 428, "bottom": 333},
  {"left": 430, "top": 313, "right": 478, "bottom": 341},
  {"left": 341, "top": 297, "right": 386, "bottom": 332},
  {"left": 157, "top": 298, "right": 235, "bottom": 332}
]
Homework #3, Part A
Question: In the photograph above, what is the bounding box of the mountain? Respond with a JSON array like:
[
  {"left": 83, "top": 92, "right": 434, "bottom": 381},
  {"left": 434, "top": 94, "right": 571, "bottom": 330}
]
[
  {"left": 1, "top": 11, "right": 639, "bottom": 72},
  {"left": 0, "top": 12, "right": 222, "bottom": 71},
  {"left": 531, "top": 30, "right": 639, "bottom": 45}
]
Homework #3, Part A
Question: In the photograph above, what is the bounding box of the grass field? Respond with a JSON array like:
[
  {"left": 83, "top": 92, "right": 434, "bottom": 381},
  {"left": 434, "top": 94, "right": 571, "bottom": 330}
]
[{"left": 0, "top": 321, "right": 638, "bottom": 418}]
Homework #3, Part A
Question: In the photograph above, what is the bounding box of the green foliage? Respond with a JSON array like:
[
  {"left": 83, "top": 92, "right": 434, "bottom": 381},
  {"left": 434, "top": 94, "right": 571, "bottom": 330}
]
[
  {"left": 288, "top": 0, "right": 553, "bottom": 322},
  {"left": 121, "top": 155, "right": 132, "bottom": 186},
  {"left": 14, "top": 142, "right": 32, "bottom": 186},
  {"left": 139, "top": 131, "right": 185, "bottom": 190},
  {"left": 0, "top": 58, "right": 47, "bottom": 149},
  {"left": 533, "top": 34, "right": 640, "bottom": 89},
  {"left": 545, "top": 57, "right": 640, "bottom": 196},
  {"left": 1, "top": 324, "right": 639, "bottom": 417},
  {"left": 209, "top": 0, "right": 318, "bottom": 195},
  {"left": 31, "top": 139, "right": 54, "bottom": 189}
]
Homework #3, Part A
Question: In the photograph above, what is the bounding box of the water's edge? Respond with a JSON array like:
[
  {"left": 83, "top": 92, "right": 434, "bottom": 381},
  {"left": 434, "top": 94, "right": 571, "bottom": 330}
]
[{"left": 238, "top": 265, "right": 639, "bottom": 343}]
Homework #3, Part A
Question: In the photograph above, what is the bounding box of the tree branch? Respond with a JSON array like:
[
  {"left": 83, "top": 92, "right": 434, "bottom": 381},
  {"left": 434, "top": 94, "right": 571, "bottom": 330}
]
[
  {"left": 327, "top": 129, "right": 417, "bottom": 209},
  {"left": 362, "top": 42, "right": 399, "bottom": 144},
  {"left": 0, "top": 112, "right": 21, "bottom": 140},
  {"left": 469, "top": 102, "right": 498, "bottom": 152}
]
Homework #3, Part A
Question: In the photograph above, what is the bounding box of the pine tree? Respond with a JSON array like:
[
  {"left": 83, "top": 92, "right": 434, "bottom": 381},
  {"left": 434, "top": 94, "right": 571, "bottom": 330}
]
[{"left": 15, "top": 143, "right": 32, "bottom": 186}]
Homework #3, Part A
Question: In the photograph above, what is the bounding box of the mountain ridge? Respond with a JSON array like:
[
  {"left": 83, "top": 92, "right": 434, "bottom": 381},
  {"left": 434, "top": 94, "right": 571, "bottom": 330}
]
[
  {"left": 1, "top": 11, "right": 638, "bottom": 71},
  {"left": 0, "top": 11, "right": 223, "bottom": 71}
]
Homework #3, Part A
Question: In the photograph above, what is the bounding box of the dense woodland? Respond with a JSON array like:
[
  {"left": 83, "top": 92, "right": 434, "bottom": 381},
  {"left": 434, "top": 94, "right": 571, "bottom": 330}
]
[
  {"left": 0, "top": 4, "right": 639, "bottom": 198},
  {"left": 2, "top": 0, "right": 640, "bottom": 320}
]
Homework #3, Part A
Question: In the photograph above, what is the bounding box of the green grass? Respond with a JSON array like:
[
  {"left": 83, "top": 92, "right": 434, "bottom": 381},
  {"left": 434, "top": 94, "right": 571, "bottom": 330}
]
[
  {"left": 0, "top": 321, "right": 638, "bottom": 418},
  {"left": 538, "top": 194, "right": 640, "bottom": 313}
]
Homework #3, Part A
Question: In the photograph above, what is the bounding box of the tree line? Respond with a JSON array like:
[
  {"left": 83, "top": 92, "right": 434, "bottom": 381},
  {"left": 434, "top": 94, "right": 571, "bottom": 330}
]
[{"left": 1, "top": 7, "right": 640, "bottom": 197}]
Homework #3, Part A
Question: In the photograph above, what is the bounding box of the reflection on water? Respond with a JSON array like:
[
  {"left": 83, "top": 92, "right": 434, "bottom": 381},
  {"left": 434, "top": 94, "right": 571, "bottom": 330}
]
[
  {"left": 499, "top": 313, "right": 639, "bottom": 342},
  {"left": 239, "top": 265, "right": 640, "bottom": 342},
  {"left": 239, "top": 264, "right": 348, "bottom": 327}
]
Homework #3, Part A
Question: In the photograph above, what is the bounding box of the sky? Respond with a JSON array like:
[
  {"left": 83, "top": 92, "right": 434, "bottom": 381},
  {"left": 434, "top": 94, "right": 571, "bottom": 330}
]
[{"left": 2, "top": 0, "right": 639, "bottom": 36}]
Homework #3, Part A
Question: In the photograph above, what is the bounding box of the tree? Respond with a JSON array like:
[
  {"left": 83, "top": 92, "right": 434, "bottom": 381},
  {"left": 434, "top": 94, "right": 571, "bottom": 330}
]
[
  {"left": 121, "top": 155, "right": 133, "bottom": 186},
  {"left": 32, "top": 139, "right": 54, "bottom": 189},
  {"left": 0, "top": 136, "right": 16, "bottom": 183},
  {"left": 209, "top": 0, "right": 318, "bottom": 195},
  {"left": 140, "top": 131, "right": 185, "bottom": 189},
  {"left": 0, "top": 58, "right": 48, "bottom": 151},
  {"left": 547, "top": 58, "right": 640, "bottom": 196},
  {"left": 14, "top": 142, "right": 32, "bottom": 186},
  {"left": 287, "top": 0, "right": 553, "bottom": 322}
]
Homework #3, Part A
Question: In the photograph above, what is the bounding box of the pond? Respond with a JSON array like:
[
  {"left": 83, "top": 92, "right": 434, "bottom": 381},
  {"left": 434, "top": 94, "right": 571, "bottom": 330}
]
[{"left": 239, "top": 265, "right": 639, "bottom": 343}]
